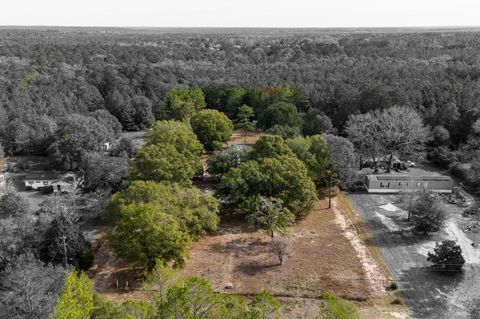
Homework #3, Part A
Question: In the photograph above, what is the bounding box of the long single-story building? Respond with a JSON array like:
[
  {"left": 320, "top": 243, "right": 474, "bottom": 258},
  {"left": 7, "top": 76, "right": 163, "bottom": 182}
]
[
  {"left": 23, "top": 172, "right": 76, "bottom": 193},
  {"left": 365, "top": 175, "right": 453, "bottom": 193}
]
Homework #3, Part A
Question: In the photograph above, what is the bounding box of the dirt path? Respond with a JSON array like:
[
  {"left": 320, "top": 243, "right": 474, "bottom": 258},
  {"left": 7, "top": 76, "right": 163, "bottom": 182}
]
[{"left": 332, "top": 198, "right": 389, "bottom": 298}]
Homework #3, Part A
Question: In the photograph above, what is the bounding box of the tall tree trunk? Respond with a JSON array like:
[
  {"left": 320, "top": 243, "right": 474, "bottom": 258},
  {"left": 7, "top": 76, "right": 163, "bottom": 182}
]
[
  {"left": 387, "top": 153, "right": 393, "bottom": 173},
  {"left": 372, "top": 155, "right": 378, "bottom": 173}
]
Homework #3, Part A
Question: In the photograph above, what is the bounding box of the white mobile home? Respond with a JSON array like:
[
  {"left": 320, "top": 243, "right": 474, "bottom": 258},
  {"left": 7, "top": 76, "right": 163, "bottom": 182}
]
[{"left": 365, "top": 175, "right": 453, "bottom": 194}]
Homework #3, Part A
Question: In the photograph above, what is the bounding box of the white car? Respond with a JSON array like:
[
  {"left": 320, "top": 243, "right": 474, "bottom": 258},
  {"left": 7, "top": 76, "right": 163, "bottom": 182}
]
[{"left": 406, "top": 161, "right": 416, "bottom": 167}]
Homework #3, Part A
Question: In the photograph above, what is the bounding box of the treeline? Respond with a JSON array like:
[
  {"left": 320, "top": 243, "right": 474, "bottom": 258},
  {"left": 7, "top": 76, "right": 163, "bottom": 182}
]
[{"left": 2, "top": 29, "right": 480, "bottom": 158}]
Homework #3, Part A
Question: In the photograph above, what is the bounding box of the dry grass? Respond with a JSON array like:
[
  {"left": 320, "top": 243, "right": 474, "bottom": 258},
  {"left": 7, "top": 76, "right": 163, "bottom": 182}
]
[
  {"left": 181, "top": 197, "right": 378, "bottom": 300},
  {"left": 224, "top": 130, "right": 262, "bottom": 146}
]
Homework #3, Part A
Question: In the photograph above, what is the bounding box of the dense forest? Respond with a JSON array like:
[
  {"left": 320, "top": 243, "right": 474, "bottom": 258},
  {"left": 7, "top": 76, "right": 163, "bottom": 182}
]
[{"left": 1, "top": 28, "right": 480, "bottom": 151}]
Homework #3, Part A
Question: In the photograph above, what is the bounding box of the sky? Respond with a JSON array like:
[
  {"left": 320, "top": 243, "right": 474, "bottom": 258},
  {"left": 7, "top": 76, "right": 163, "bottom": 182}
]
[{"left": 1, "top": 0, "right": 479, "bottom": 28}]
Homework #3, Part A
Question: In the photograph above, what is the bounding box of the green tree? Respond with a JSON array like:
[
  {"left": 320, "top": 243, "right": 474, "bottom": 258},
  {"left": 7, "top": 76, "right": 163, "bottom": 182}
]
[
  {"left": 108, "top": 203, "right": 189, "bottom": 270},
  {"left": 129, "top": 144, "right": 197, "bottom": 185},
  {"left": 320, "top": 292, "right": 359, "bottom": 319},
  {"left": 250, "top": 135, "right": 294, "bottom": 161},
  {"left": 207, "top": 146, "right": 251, "bottom": 178},
  {"left": 427, "top": 240, "right": 465, "bottom": 272},
  {"left": 220, "top": 155, "right": 317, "bottom": 216},
  {"left": 266, "top": 125, "right": 300, "bottom": 140},
  {"left": 145, "top": 262, "right": 182, "bottom": 308},
  {"left": 92, "top": 292, "right": 157, "bottom": 319},
  {"left": 190, "top": 109, "right": 234, "bottom": 150},
  {"left": 54, "top": 271, "right": 94, "bottom": 319},
  {"left": 302, "top": 109, "right": 334, "bottom": 136},
  {"left": 236, "top": 104, "right": 255, "bottom": 141},
  {"left": 260, "top": 102, "right": 301, "bottom": 130},
  {"left": 247, "top": 197, "right": 295, "bottom": 238},
  {"left": 146, "top": 120, "right": 204, "bottom": 162},
  {"left": 161, "top": 88, "right": 206, "bottom": 120},
  {"left": 286, "top": 135, "right": 332, "bottom": 187},
  {"left": 250, "top": 290, "right": 282, "bottom": 319},
  {"left": 225, "top": 87, "right": 247, "bottom": 118},
  {"left": 108, "top": 181, "right": 220, "bottom": 239},
  {"left": 161, "top": 277, "right": 226, "bottom": 318}
]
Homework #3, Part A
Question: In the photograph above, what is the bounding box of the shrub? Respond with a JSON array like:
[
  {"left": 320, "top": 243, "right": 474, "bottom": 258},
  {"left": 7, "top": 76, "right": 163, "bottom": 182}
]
[
  {"left": 388, "top": 282, "right": 398, "bottom": 290},
  {"left": 427, "top": 240, "right": 465, "bottom": 272},
  {"left": 321, "top": 292, "right": 359, "bottom": 319}
]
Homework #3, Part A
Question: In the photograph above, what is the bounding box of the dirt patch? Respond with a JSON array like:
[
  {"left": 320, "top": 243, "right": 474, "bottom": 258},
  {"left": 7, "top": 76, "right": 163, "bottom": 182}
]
[
  {"left": 332, "top": 199, "right": 389, "bottom": 298},
  {"left": 181, "top": 197, "right": 388, "bottom": 301},
  {"left": 87, "top": 226, "right": 145, "bottom": 301},
  {"left": 224, "top": 130, "right": 262, "bottom": 147}
]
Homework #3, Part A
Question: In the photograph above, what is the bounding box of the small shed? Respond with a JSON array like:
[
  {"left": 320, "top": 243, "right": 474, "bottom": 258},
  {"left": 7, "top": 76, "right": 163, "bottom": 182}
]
[{"left": 365, "top": 175, "right": 453, "bottom": 194}]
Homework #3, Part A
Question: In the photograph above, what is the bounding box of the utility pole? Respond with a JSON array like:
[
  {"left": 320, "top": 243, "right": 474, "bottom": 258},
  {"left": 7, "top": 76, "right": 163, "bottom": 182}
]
[{"left": 62, "top": 235, "right": 68, "bottom": 268}]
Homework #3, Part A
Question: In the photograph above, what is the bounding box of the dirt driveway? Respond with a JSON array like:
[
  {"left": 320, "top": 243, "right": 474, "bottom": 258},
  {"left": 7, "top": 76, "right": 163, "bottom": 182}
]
[{"left": 348, "top": 193, "right": 480, "bottom": 319}]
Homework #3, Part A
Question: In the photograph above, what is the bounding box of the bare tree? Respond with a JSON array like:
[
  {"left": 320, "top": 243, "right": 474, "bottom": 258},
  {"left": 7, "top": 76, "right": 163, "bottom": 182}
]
[
  {"left": 375, "top": 106, "right": 428, "bottom": 172},
  {"left": 270, "top": 235, "right": 291, "bottom": 265},
  {"left": 346, "top": 106, "right": 428, "bottom": 173}
]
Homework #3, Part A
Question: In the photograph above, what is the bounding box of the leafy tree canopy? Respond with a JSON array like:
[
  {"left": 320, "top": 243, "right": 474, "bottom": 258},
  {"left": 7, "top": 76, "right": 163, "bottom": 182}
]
[
  {"left": 108, "top": 203, "right": 189, "bottom": 270},
  {"left": 146, "top": 120, "right": 204, "bottom": 161},
  {"left": 129, "top": 144, "right": 198, "bottom": 185},
  {"left": 220, "top": 155, "right": 317, "bottom": 216},
  {"left": 250, "top": 135, "right": 294, "bottom": 161},
  {"left": 54, "top": 271, "right": 94, "bottom": 319},
  {"left": 260, "top": 102, "right": 301, "bottom": 130},
  {"left": 160, "top": 88, "right": 206, "bottom": 120},
  {"left": 286, "top": 135, "right": 333, "bottom": 187},
  {"left": 190, "top": 109, "right": 234, "bottom": 150},
  {"left": 109, "top": 181, "right": 220, "bottom": 239}
]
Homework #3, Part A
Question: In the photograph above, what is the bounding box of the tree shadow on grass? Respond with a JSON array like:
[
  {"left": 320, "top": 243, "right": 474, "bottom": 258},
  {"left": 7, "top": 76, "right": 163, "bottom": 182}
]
[{"left": 233, "top": 260, "right": 280, "bottom": 276}]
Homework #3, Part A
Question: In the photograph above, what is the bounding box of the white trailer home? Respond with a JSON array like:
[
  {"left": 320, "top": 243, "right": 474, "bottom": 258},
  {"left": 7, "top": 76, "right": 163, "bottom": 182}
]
[{"left": 365, "top": 175, "right": 453, "bottom": 194}]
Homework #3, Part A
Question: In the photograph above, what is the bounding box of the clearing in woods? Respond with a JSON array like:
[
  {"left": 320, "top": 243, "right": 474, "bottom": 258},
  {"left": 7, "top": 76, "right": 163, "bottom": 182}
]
[{"left": 87, "top": 131, "right": 409, "bottom": 318}]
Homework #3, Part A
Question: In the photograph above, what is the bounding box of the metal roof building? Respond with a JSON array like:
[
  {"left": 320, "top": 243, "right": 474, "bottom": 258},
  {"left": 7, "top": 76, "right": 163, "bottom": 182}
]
[{"left": 364, "top": 175, "right": 453, "bottom": 193}]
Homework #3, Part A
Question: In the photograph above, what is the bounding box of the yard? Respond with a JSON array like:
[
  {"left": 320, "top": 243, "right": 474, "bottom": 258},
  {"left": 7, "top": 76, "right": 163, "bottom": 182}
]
[
  {"left": 181, "top": 195, "right": 408, "bottom": 318},
  {"left": 85, "top": 131, "right": 410, "bottom": 318}
]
